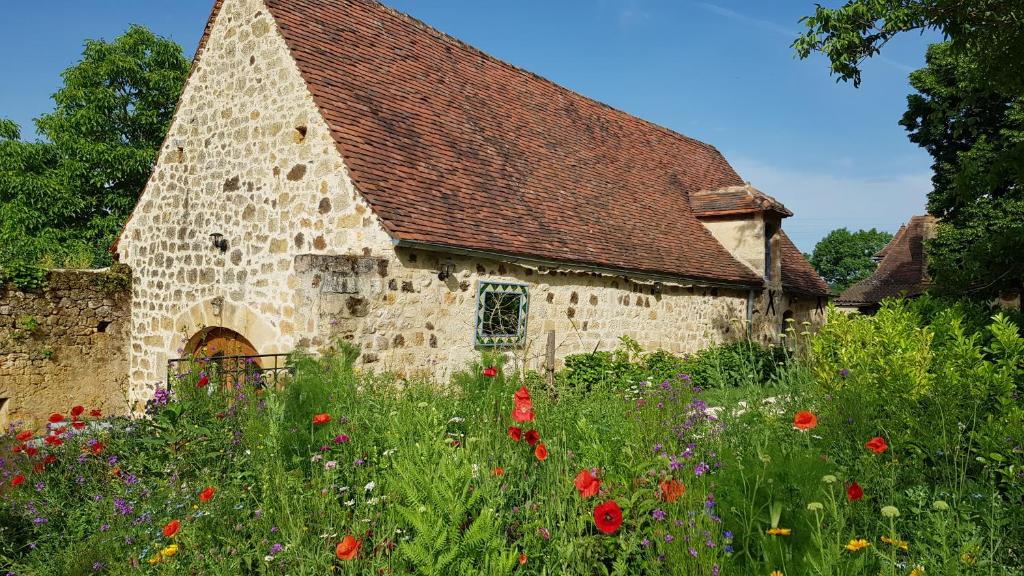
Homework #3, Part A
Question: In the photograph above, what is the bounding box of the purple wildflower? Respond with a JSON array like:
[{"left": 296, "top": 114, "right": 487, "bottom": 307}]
[
  {"left": 694, "top": 462, "right": 710, "bottom": 476},
  {"left": 652, "top": 509, "right": 667, "bottom": 521}
]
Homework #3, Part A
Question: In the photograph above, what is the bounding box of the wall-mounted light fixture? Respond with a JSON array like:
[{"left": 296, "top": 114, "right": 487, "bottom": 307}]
[
  {"left": 652, "top": 282, "right": 663, "bottom": 295},
  {"left": 437, "top": 259, "right": 456, "bottom": 281},
  {"left": 210, "top": 233, "right": 228, "bottom": 253}
]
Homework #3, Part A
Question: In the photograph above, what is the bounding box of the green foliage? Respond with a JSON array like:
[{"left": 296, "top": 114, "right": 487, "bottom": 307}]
[
  {"left": 793, "top": 0, "right": 1024, "bottom": 91},
  {"left": 0, "top": 25, "right": 188, "bottom": 289},
  {"left": 808, "top": 227, "right": 893, "bottom": 291}
]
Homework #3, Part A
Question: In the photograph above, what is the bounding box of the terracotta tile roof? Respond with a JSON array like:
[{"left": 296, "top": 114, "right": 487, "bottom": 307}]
[
  {"left": 259, "top": 0, "right": 764, "bottom": 286},
  {"left": 836, "top": 215, "right": 937, "bottom": 306},
  {"left": 691, "top": 185, "right": 793, "bottom": 218},
  {"left": 873, "top": 223, "right": 906, "bottom": 260},
  {"left": 778, "top": 231, "right": 830, "bottom": 297}
]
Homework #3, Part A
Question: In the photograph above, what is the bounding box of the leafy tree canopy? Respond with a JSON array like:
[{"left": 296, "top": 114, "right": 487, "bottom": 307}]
[
  {"left": 900, "top": 42, "right": 1024, "bottom": 296},
  {"left": 809, "top": 227, "right": 893, "bottom": 292},
  {"left": 795, "top": 2, "right": 1024, "bottom": 298},
  {"left": 0, "top": 25, "right": 188, "bottom": 288},
  {"left": 793, "top": 0, "right": 1024, "bottom": 90}
]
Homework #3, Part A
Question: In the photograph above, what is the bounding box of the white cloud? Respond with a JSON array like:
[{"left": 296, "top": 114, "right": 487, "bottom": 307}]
[{"left": 729, "top": 156, "right": 932, "bottom": 252}]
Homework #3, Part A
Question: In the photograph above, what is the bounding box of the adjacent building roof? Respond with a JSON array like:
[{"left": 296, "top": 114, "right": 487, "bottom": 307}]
[
  {"left": 690, "top": 185, "right": 793, "bottom": 218},
  {"left": 252, "top": 0, "right": 768, "bottom": 286},
  {"left": 836, "top": 215, "right": 937, "bottom": 307},
  {"left": 778, "top": 231, "right": 830, "bottom": 297}
]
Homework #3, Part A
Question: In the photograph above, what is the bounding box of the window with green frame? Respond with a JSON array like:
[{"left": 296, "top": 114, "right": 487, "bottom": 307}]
[{"left": 475, "top": 281, "right": 529, "bottom": 347}]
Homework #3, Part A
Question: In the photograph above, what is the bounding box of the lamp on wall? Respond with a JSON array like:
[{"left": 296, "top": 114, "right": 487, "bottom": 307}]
[
  {"left": 437, "top": 258, "right": 456, "bottom": 281},
  {"left": 210, "top": 233, "right": 228, "bottom": 253}
]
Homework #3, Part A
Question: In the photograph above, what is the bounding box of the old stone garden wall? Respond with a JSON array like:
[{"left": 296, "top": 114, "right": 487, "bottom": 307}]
[{"left": 0, "top": 269, "right": 130, "bottom": 430}]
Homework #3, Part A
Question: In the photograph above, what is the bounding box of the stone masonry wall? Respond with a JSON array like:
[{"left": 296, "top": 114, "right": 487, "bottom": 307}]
[
  {"left": 0, "top": 269, "right": 130, "bottom": 430},
  {"left": 118, "top": 0, "right": 809, "bottom": 406}
]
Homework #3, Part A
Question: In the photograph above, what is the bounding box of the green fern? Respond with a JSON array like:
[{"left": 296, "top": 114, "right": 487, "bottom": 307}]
[{"left": 391, "top": 440, "right": 515, "bottom": 575}]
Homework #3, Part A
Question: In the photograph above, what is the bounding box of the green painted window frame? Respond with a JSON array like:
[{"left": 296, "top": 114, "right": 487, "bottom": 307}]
[{"left": 474, "top": 281, "right": 529, "bottom": 347}]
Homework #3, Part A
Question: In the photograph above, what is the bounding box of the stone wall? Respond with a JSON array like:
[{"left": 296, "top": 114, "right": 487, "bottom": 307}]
[
  {"left": 0, "top": 269, "right": 130, "bottom": 430},
  {"left": 117, "top": 0, "right": 820, "bottom": 406}
]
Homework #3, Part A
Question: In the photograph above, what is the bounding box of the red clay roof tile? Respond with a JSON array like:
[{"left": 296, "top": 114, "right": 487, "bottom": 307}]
[
  {"left": 837, "top": 215, "right": 937, "bottom": 306},
  {"left": 778, "top": 230, "right": 830, "bottom": 297},
  {"left": 263, "top": 0, "right": 764, "bottom": 286}
]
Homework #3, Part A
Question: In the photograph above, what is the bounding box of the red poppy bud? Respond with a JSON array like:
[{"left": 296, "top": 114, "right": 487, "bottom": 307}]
[
  {"left": 199, "top": 487, "right": 216, "bottom": 502},
  {"left": 507, "top": 426, "right": 522, "bottom": 442}
]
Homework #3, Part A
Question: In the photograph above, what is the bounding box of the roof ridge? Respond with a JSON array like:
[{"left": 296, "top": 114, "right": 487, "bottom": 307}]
[{"left": 351, "top": 0, "right": 728, "bottom": 159}]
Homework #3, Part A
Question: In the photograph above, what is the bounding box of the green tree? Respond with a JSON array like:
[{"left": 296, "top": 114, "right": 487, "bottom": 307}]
[
  {"left": 0, "top": 25, "right": 188, "bottom": 287},
  {"left": 900, "top": 42, "right": 1024, "bottom": 296},
  {"left": 793, "top": 0, "right": 1024, "bottom": 90},
  {"left": 809, "top": 227, "right": 893, "bottom": 292},
  {"left": 795, "top": 2, "right": 1024, "bottom": 297}
]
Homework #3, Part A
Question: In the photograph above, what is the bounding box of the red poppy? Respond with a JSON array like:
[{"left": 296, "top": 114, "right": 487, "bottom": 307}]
[
  {"left": 512, "top": 386, "right": 535, "bottom": 422},
  {"left": 72, "top": 422, "right": 86, "bottom": 430},
  {"left": 658, "top": 479, "right": 686, "bottom": 503},
  {"left": 70, "top": 405, "right": 85, "bottom": 418},
  {"left": 593, "top": 500, "right": 623, "bottom": 534},
  {"left": 508, "top": 426, "right": 522, "bottom": 442},
  {"left": 48, "top": 413, "right": 63, "bottom": 424},
  {"left": 199, "top": 487, "right": 216, "bottom": 502},
  {"left": 12, "top": 444, "right": 23, "bottom": 454},
  {"left": 847, "top": 481, "right": 863, "bottom": 502},
  {"left": 44, "top": 435, "right": 63, "bottom": 447},
  {"left": 90, "top": 409, "right": 102, "bottom": 418},
  {"left": 494, "top": 467, "right": 505, "bottom": 477},
  {"left": 90, "top": 442, "right": 105, "bottom": 456},
  {"left": 16, "top": 430, "right": 32, "bottom": 442},
  {"left": 793, "top": 411, "right": 817, "bottom": 431},
  {"left": 519, "top": 553, "right": 527, "bottom": 565},
  {"left": 524, "top": 429, "right": 540, "bottom": 446},
  {"left": 33, "top": 462, "right": 45, "bottom": 473},
  {"left": 312, "top": 413, "right": 331, "bottom": 425},
  {"left": 43, "top": 454, "right": 56, "bottom": 465},
  {"left": 336, "top": 535, "right": 360, "bottom": 560},
  {"left": 534, "top": 442, "right": 548, "bottom": 461},
  {"left": 197, "top": 374, "right": 209, "bottom": 388},
  {"left": 865, "top": 437, "right": 888, "bottom": 454},
  {"left": 54, "top": 427, "right": 67, "bottom": 435},
  {"left": 25, "top": 446, "right": 38, "bottom": 457},
  {"left": 163, "top": 519, "right": 181, "bottom": 538},
  {"left": 482, "top": 366, "right": 498, "bottom": 378},
  {"left": 574, "top": 469, "right": 600, "bottom": 498},
  {"left": 11, "top": 475, "right": 25, "bottom": 487}
]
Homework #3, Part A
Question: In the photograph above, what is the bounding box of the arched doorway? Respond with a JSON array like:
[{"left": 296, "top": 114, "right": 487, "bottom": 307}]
[
  {"left": 184, "top": 327, "right": 260, "bottom": 388},
  {"left": 185, "top": 327, "right": 259, "bottom": 358}
]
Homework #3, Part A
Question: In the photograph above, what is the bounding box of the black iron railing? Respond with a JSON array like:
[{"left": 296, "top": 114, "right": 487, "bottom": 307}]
[{"left": 166, "top": 353, "right": 293, "bottom": 389}]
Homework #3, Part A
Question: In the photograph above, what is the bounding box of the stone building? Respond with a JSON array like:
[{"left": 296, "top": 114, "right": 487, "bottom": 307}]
[
  {"left": 113, "top": 0, "right": 830, "bottom": 407},
  {"left": 836, "top": 215, "right": 937, "bottom": 314}
]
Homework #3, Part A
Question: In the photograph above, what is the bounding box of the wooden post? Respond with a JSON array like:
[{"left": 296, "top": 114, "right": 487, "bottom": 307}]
[{"left": 545, "top": 330, "right": 556, "bottom": 394}]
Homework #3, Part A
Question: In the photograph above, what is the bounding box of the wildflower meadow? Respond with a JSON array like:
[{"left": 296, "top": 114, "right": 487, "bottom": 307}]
[{"left": 1, "top": 298, "right": 1022, "bottom": 575}]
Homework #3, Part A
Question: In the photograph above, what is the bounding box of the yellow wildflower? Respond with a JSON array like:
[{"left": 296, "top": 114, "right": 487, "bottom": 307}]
[
  {"left": 910, "top": 566, "right": 925, "bottom": 576},
  {"left": 771, "top": 571, "right": 784, "bottom": 576},
  {"left": 147, "top": 553, "right": 163, "bottom": 565},
  {"left": 961, "top": 551, "right": 976, "bottom": 565},
  {"left": 881, "top": 535, "right": 909, "bottom": 551},
  {"left": 160, "top": 544, "right": 180, "bottom": 558},
  {"left": 845, "top": 538, "right": 870, "bottom": 552},
  {"left": 766, "top": 527, "right": 792, "bottom": 536}
]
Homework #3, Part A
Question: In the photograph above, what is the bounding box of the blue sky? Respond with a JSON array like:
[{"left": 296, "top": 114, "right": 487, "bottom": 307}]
[{"left": 0, "top": 1, "right": 941, "bottom": 252}]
